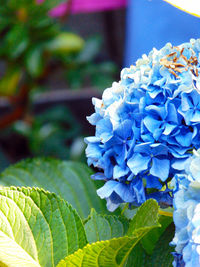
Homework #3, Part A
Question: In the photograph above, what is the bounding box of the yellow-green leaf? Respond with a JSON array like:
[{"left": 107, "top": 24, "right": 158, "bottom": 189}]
[
  {"left": 46, "top": 32, "right": 84, "bottom": 54},
  {"left": 0, "top": 187, "right": 87, "bottom": 267}
]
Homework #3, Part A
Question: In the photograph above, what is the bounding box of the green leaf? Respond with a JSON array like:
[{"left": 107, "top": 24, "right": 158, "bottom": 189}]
[
  {"left": 0, "top": 158, "right": 107, "bottom": 218},
  {"left": 57, "top": 199, "right": 161, "bottom": 267},
  {"left": 127, "top": 199, "right": 161, "bottom": 237},
  {"left": 0, "top": 66, "right": 21, "bottom": 96},
  {"left": 84, "top": 209, "right": 129, "bottom": 243},
  {"left": 76, "top": 36, "right": 102, "bottom": 63},
  {"left": 41, "top": 0, "right": 67, "bottom": 10},
  {"left": 46, "top": 32, "right": 84, "bottom": 55},
  {"left": 25, "top": 46, "right": 44, "bottom": 78},
  {"left": 5, "top": 24, "right": 29, "bottom": 58},
  {"left": 141, "top": 215, "right": 173, "bottom": 255},
  {"left": 151, "top": 223, "right": 174, "bottom": 267},
  {"left": 126, "top": 223, "right": 175, "bottom": 267},
  {"left": 0, "top": 187, "right": 87, "bottom": 266},
  {"left": 125, "top": 243, "right": 149, "bottom": 267}
]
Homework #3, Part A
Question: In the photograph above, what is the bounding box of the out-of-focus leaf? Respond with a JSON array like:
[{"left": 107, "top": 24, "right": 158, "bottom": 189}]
[
  {"left": 76, "top": 36, "right": 102, "bottom": 63},
  {"left": 66, "top": 67, "right": 84, "bottom": 89},
  {"left": 0, "top": 67, "right": 21, "bottom": 96},
  {"left": 5, "top": 24, "right": 29, "bottom": 58},
  {"left": 13, "top": 105, "right": 81, "bottom": 159},
  {"left": 164, "top": 0, "right": 200, "bottom": 17},
  {"left": 0, "top": 158, "right": 108, "bottom": 219},
  {"left": 25, "top": 46, "right": 44, "bottom": 77},
  {"left": 39, "top": 0, "right": 67, "bottom": 10},
  {"left": 46, "top": 32, "right": 84, "bottom": 54},
  {"left": 0, "top": 147, "right": 10, "bottom": 172},
  {"left": 70, "top": 137, "right": 86, "bottom": 161}
]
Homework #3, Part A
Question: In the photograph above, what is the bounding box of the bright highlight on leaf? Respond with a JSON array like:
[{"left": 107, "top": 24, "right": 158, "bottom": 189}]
[
  {"left": 0, "top": 187, "right": 87, "bottom": 267},
  {"left": 164, "top": 0, "right": 200, "bottom": 17}
]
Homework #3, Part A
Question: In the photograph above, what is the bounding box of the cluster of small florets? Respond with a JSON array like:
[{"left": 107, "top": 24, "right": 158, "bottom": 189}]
[
  {"left": 172, "top": 149, "right": 200, "bottom": 267},
  {"left": 85, "top": 39, "right": 200, "bottom": 211}
]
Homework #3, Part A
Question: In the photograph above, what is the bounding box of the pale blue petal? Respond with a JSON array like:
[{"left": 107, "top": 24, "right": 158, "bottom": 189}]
[
  {"left": 143, "top": 116, "right": 162, "bottom": 133},
  {"left": 127, "top": 153, "right": 150, "bottom": 175},
  {"left": 150, "top": 158, "right": 169, "bottom": 181}
]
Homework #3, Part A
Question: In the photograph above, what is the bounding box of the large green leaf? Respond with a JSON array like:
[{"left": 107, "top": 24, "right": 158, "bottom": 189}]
[
  {"left": 141, "top": 215, "right": 173, "bottom": 255},
  {"left": 125, "top": 243, "right": 149, "bottom": 267},
  {"left": 127, "top": 198, "right": 160, "bottom": 237},
  {"left": 0, "top": 187, "right": 87, "bottom": 267},
  {"left": 57, "top": 199, "right": 161, "bottom": 267},
  {"left": 151, "top": 223, "right": 174, "bottom": 267},
  {"left": 84, "top": 209, "right": 129, "bottom": 244},
  {"left": 0, "top": 158, "right": 107, "bottom": 218}
]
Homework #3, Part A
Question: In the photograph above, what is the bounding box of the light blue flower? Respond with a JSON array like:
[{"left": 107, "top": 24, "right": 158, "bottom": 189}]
[
  {"left": 86, "top": 39, "right": 200, "bottom": 211},
  {"left": 128, "top": 143, "right": 170, "bottom": 181},
  {"left": 172, "top": 149, "right": 200, "bottom": 267}
]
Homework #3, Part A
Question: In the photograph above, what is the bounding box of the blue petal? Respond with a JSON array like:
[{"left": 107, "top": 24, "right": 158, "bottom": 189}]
[
  {"left": 131, "top": 177, "right": 146, "bottom": 204},
  {"left": 97, "top": 180, "right": 118, "bottom": 199},
  {"left": 172, "top": 158, "right": 190, "bottom": 171},
  {"left": 134, "top": 143, "right": 152, "bottom": 154},
  {"left": 150, "top": 158, "right": 170, "bottom": 181},
  {"left": 175, "top": 132, "right": 192, "bottom": 147},
  {"left": 166, "top": 102, "right": 179, "bottom": 123},
  {"left": 114, "top": 182, "right": 135, "bottom": 202},
  {"left": 145, "top": 105, "right": 166, "bottom": 119},
  {"left": 84, "top": 136, "right": 101, "bottom": 144},
  {"left": 113, "top": 165, "right": 129, "bottom": 179},
  {"left": 96, "top": 118, "right": 113, "bottom": 142},
  {"left": 146, "top": 175, "right": 162, "bottom": 189},
  {"left": 128, "top": 153, "right": 150, "bottom": 175},
  {"left": 91, "top": 172, "right": 107, "bottom": 180},
  {"left": 106, "top": 193, "right": 122, "bottom": 212},
  {"left": 85, "top": 143, "right": 102, "bottom": 160},
  {"left": 143, "top": 116, "right": 162, "bottom": 134},
  {"left": 86, "top": 113, "right": 102, "bottom": 125},
  {"left": 191, "top": 110, "right": 200, "bottom": 122},
  {"left": 181, "top": 93, "right": 191, "bottom": 111},
  {"left": 150, "top": 143, "right": 168, "bottom": 156},
  {"left": 163, "top": 123, "right": 177, "bottom": 135},
  {"left": 114, "top": 119, "right": 133, "bottom": 140}
]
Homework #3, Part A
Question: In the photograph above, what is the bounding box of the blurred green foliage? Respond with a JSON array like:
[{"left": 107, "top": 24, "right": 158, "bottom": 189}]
[
  {"left": 0, "top": 0, "right": 117, "bottom": 169},
  {"left": 65, "top": 36, "right": 117, "bottom": 90},
  {"left": 0, "top": 0, "right": 84, "bottom": 96},
  {"left": 12, "top": 105, "right": 86, "bottom": 160}
]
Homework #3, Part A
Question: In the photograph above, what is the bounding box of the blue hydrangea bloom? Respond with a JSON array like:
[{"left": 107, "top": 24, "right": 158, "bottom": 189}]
[
  {"left": 85, "top": 39, "right": 200, "bottom": 211},
  {"left": 172, "top": 149, "right": 200, "bottom": 267}
]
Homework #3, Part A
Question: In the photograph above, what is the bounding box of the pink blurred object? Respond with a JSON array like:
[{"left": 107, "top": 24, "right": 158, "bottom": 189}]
[
  {"left": 49, "top": 2, "right": 68, "bottom": 17},
  {"left": 69, "top": 0, "right": 127, "bottom": 14},
  {"left": 37, "top": 0, "right": 127, "bottom": 17}
]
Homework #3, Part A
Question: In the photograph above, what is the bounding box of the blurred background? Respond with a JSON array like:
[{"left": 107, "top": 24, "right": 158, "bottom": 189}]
[{"left": 0, "top": 0, "right": 199, "bottom": 170}]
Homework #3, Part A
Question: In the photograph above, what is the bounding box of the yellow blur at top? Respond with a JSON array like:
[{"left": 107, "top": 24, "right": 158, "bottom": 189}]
[{"left": 164, "top": 0, "right": 200, "bottom": 17}]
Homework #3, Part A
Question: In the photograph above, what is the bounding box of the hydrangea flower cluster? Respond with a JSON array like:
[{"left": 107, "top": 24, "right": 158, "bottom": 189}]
[
  {"left": 85, "top": 39, "right": 200, "bottom": 211},
  {"left": 172, "top": 149, "right": 200, "bottom": 267}
]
